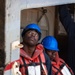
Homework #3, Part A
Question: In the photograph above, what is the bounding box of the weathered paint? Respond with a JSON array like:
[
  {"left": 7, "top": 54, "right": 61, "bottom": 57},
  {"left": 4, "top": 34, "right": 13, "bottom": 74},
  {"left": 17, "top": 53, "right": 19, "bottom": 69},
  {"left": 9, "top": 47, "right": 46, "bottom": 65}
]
[
  {"left": 20, "top": 0, "right": 75, "bottom": 10},
  {"left": 5, "top": 0, "right": 21, "bottom": 64}
]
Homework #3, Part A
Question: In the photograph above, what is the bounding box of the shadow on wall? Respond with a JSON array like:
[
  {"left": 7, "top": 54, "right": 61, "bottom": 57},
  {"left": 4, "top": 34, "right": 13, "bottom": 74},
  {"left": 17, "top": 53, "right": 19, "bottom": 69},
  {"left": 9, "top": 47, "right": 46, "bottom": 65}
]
[
  {"left": 56, "top": 35, "right": 68, "bottom": 63},
  {"left": 0, "top": 49, "right": 6, "bottom": 75}
]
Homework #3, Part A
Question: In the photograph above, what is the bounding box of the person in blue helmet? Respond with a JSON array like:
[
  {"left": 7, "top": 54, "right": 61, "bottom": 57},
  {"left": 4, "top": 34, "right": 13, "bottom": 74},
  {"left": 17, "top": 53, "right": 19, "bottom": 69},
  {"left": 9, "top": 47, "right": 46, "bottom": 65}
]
[
  {"left": 41, "top": 36, "right": 74, "bottom": 75},
  {"left": 58, "top": 4, "right": 75, "bottom": 74},
  {"left": 4, "top": 23, "right": 52, "bottom": 75}
]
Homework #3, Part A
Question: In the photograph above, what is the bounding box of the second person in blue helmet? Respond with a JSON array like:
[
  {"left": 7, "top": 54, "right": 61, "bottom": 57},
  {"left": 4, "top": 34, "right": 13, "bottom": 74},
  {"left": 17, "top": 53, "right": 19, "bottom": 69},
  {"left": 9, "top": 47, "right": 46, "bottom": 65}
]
[{"left": 41, "top": 36, "right": 74, "bottom": 75}]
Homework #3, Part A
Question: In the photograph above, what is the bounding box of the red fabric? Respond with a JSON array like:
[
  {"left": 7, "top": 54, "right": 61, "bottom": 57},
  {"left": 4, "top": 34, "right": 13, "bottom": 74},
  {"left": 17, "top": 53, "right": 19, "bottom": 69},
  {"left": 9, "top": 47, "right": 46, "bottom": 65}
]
[
  {"left": 4, "top": 60, "right": 19, "bottom": 71},
  {"left": 4, "top": 62, "right": 13, "bottom": 70},
  {"left": 4, "top": 44, "right": 47, "bottom": 75}
]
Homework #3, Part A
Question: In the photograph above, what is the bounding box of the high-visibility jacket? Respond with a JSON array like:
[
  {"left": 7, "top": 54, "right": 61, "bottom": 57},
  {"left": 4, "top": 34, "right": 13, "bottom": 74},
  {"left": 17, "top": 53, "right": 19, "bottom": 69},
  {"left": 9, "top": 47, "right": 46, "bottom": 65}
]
[
  {"left": 4, "top": 44, "right": 51, "bottom": 75},
  {"left": 51, "top": 52, "right": 74, "bottom": 75}
]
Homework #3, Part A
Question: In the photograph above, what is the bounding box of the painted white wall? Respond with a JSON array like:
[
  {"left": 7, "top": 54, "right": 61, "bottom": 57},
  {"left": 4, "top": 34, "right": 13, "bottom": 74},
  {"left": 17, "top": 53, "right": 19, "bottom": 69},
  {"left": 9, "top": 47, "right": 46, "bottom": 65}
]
[
  {"left": 20, "top": 0, "right": 75, "bottom": 10},
  {"left": 5, "top": 0, "right": 21, "bottom": 64}
]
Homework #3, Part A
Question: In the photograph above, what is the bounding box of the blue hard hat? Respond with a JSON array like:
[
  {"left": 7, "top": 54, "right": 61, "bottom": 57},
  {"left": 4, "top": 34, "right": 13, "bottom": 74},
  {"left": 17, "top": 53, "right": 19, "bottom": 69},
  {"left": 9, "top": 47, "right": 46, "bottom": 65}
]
[
  {"left": 41, "top": 36, "right": 59, "bottom": 51},
  {"left": 21, "top": 23, "right": 41, "bottom": 40}
]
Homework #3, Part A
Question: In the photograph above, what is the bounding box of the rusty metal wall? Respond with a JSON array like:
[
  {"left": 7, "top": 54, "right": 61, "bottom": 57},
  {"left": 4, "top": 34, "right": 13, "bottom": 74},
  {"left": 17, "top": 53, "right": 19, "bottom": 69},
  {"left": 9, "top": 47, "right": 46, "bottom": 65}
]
[
  {"left": 0, "top": 0, "right": 5, "bottom": 49},
  {"left": 0, "top": 0, "right": 5, "bottom": 75}
]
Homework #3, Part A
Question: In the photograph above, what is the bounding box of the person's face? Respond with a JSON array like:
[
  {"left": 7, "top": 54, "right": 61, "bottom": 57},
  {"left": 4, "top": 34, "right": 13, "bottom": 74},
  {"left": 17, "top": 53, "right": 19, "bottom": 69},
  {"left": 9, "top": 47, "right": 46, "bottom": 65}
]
[
  {"left": 23, "top": 30, "right": 39, "bottom": 46},
  {"left": 46, "top": 50, "right": 57, "bottom": 61}
]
